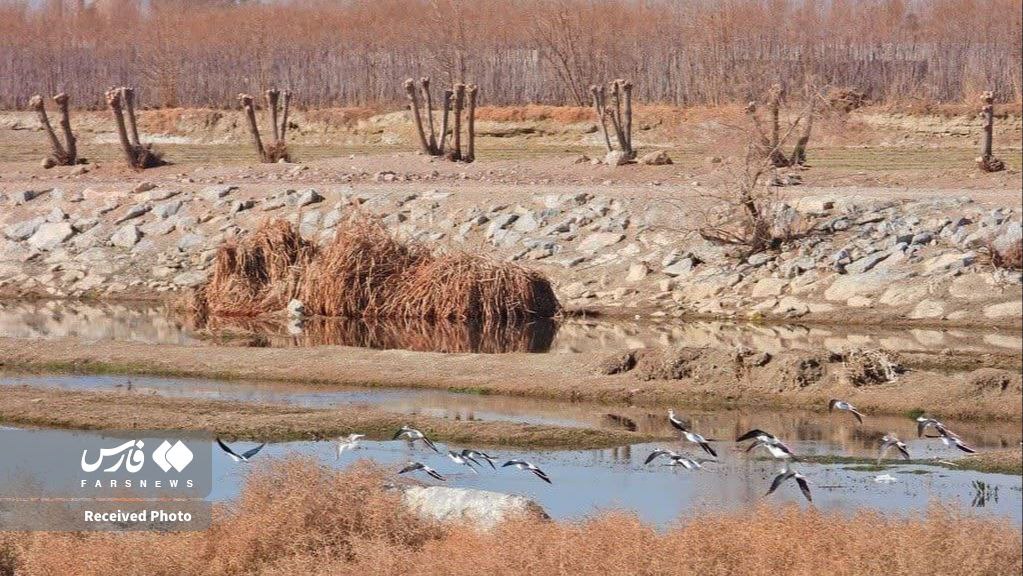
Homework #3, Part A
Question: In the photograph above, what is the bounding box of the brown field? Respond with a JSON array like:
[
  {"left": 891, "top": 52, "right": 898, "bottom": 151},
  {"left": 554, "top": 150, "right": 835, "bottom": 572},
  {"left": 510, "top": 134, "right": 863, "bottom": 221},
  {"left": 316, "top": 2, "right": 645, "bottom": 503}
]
[{"left": 1, "top": 458, "right": 1018, "bottom": 576}]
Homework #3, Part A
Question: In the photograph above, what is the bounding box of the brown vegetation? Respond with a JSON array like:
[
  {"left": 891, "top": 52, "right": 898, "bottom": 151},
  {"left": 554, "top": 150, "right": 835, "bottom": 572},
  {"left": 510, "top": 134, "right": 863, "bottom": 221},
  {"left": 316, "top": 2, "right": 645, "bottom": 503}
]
[
  {"left": 1, "top": 458, "right": 1019, "bottom": 576},
  {"left": 192, "top": 216, "right": 559, "bottom": 323},
  {"left": 404, "top": 78, "right": 478, "bottom": 162},
  {"left": 3, "top": 1, "right": 1021, "bottom": 109}
]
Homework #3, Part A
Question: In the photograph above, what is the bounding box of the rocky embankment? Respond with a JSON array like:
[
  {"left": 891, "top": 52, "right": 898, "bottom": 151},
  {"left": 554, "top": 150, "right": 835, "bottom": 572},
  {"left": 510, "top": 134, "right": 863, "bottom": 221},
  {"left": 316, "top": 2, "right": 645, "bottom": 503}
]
[{"left": 1, "top": 179, "right": 1020, "bottom": 327}]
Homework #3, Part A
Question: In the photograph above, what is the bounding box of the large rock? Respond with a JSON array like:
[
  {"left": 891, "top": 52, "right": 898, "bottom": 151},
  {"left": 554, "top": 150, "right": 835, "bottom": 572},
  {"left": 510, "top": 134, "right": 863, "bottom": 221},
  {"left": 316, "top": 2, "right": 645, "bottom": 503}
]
[
  {"left": 173, "top": 270, "right": 207, "bottom": 288},
  {"left": 638, "top": 150, "right": 673, "bottom": 165},
  {"left": 114, "top": 203, "right": 151, "bottom": 224},
  {"left": 286, "top": 188, "right": 323, "bottom": 208},
  {"left": 577, "top": 232, "right": 624, "bottom": 253},
  {"left": 27, "top": 222, "right": 75, "bottom": 251},
  {"left": 110, "top": 224, "right": 142, "bottom": 249},
  {"left": 3, "top": 217, "right": 46, "bottom": 241},
  {"left": 153, "top": 200, "right": 183, "bottom": 219},
  {"left": 751, "top": 277, "right": 787, "bottom": 298},
  {"left": 399, "top": 485, "right": 547, "bottom": 530},
  {"left": 908, "top": 299, "right": 945, "bottom": 319},
  {"left": 603, "top": 150, "right": 631, "bottom": 166},
  {"left": 984, "top": 301, "right": 1022, "bottom": 319},
  {"left": 922, "top": 252, "right": 975, "bottom": 275},
  {"left": 824, "top": 271, "right": 909, "bottom": 302}
]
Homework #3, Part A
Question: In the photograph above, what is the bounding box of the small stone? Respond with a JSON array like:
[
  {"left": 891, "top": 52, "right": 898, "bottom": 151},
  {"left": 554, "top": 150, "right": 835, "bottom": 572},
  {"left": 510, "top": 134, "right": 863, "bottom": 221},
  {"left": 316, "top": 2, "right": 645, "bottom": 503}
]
[
  {"left": 287, "top": 189, "right": 324, "bottom": 208},
  {"left": 46, "top": 207, "right": 67, "bottom": 223},
  {"left": 577, "top": 232, "right": 624, "bottom": 253},
  {"left": 638, "top": 150, "right": 673, "bottom": 165},
  {"left": 114, "top": 203, "right": 151, "bottom": 224},
  {"left": 201, "top": 185, "right": 236, "bottom": 202},
  {"left": 153, "top": 200, "right": 183, "bottom": 219},
  {"left": 173, "top": 270, "right": 207, "bottom": 287},
  {"left": 133, "top": 181, "right": 156, "bottom": 193},
  {"left": 3, "top": 217, "right": 46, "bottom": 241},
  {"left": 751, "top": 277, "right": 787, "bottom": 298},
  {"left": 110, "top": 224, "right": 142, "bottom": 249},
  {"left": 625, "top": 263, "right": 650, "bottom": 282},
  {"left": 662, "top": 258, "right": 694, "bottom": 277},
  {"left": 27, "top": 222, "right": 75, "bottom": 251},
  {"left": 603, "top": 150, "right": 631, "bottom": 166},
  {"left": 177, "top": 233, "right": 206, "bottom": 252},
  {"left": 909, "top": 299, "right": 945, "bottom": 319}
]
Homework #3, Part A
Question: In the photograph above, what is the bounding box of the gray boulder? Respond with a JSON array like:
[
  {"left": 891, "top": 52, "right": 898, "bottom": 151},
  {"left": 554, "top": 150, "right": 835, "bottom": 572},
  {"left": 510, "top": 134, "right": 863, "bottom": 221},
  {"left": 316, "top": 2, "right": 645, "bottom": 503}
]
[
  {"left": 110, "top": 224, "right": 142, "bottom": 249},
  {"left": 27, "top": 222, "right": 75, "bottom": 251},
  {"left": 399, "top": 485, "right": 547, "bottom": 530},
  {"left": 4, "top": 217, "right": 46, "bottom": 241}
]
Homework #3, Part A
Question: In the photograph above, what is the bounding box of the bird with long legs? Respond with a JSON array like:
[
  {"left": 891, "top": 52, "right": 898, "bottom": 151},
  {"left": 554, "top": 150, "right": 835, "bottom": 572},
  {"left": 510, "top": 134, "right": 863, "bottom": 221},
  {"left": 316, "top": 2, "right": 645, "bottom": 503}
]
[
  {"left": 667, "top": 409, "right": 718, "bottom": 457},
  {"left": 736, "top": 429, "right": 796, "bottom": 460},
  {"left": 828, "top": 399, "right": 864, "bottom": 424},
  {"left": 398, "top": 461, "right": 446, "bottom": 481},
  {"left": 878, "top": 434, "right": 911, "bottom": 464},
  {"left": 765, "top": 464, "right": 812, "bottom": 502},
  {"left": 393, "top": 425, "right": 441, "bottom": 453},
  {"left": 502, "top": 459, "right": 552, "bottom": 484}
]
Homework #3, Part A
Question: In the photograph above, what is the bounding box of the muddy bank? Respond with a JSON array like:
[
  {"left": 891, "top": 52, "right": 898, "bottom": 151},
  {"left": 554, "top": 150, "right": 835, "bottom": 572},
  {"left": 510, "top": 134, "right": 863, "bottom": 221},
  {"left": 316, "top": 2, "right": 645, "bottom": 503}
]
[
  {"left": 0, "top": 385, "right": 656, "bottom": 449},
  {"left": 1, "top": 337, "right": 1019, "bottom": 421}
]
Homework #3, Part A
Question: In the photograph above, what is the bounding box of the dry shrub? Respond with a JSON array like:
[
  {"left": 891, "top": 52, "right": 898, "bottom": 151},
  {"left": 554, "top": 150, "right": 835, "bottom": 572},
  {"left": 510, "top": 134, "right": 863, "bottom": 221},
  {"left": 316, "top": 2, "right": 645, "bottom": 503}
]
[
  {"left": 4, "top": 459, "right": 1020, "bottom": 576},
  {"left": 843, "top": 348, "right": 904, "bottom": 387},
  {"left": 385, "top": 253, "right": 559, "bottom": 322},
  {"left": 263, "top": 140, "right": 292, "bottom": 163},
  {"left": 298, "top": 316, "right": 557, "bottom": 353},
  {"left": 299, "top": 216, "right": 427, "bottom": 317},
  {"left": 596, "top": 349, "right": 642, "bottom": 375},
  {"left": 196, "top": 214, "right": 560, "bottom": 324},
  {"left": 191, "top": 219, "right": 314, "bottom": 319},
  {"left": 634, "top": 347, "right": 704, "bottom": 381}
]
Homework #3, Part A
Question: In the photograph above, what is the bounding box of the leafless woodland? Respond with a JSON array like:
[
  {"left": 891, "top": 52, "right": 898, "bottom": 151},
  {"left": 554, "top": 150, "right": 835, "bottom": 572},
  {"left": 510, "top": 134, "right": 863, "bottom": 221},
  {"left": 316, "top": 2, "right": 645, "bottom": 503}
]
[{"left": 0, "top": 0, "right": 1020, "bottom": 109}]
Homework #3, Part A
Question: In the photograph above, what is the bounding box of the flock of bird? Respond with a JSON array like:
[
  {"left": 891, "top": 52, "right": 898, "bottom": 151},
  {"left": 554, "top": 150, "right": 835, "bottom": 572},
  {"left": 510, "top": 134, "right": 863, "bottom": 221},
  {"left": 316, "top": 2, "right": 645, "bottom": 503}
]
[{"left": 214, "top": 397, "right": 979, "bottom": 504}]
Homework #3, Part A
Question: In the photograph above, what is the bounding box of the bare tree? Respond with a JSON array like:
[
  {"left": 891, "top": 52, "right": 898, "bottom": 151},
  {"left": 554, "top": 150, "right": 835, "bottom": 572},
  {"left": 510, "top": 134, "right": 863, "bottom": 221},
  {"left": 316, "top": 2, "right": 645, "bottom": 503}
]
[
  {"left": 105, "top": 86, "right": 164, "bottom": 169},
  {"left": 977, "top": 91, "right": 1005, "bottom": 172},
  {"left": 29, "top": 92, "right": 82, "bottom": 168},
  {"left": 747, "top": 83, "right": 822, "bottom": 168},
  {"left": 238, "top": 89, "right": 293, "bottom": 163},
  {"left": 404, "top": 77, "right": 478, "bottom": 162},
  {"left": 590, "top": 79, "right": 634, "bottom": 161}
]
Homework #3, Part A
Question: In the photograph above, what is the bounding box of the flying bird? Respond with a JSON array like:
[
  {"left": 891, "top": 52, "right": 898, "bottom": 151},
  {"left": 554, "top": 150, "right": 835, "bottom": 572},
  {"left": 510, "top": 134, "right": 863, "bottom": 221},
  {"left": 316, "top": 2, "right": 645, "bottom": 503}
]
[
  {"left": 502, "top": 459, "right": 552, "bottom": 484},
  {"left": 336, "top": 434, "right": 365, "bottom": 460},
  {"left": 398, "top": 461, "right": 446, "bottom": 481},
  {"left": 461, "top": 449, "right": 498, "bottom": 469},
  {"left": 916, "top": 416, "right": 949, "bottom": 438},
  {"left": 828, "top": 399, "right": 864, "bottom": 424},
  {"left": 878, "top": 434, "right": 911, "bottom": 464},
  {"left": 216, "top": 438, "right": 266, "bottom": 463},
  {"left": 923, "top": 424, "right": 977, "bottom": 454},
  {"left": 766, "top": 465, "right": 812, "bottom": 502},
  {"left": 667, "top": 410, "right": 718, "bottom": 457},
  {"left": 736, "top": 429, "right": 795, "bottom": 460},
  {"left": 644, "top": 448, "right": 682, "bottom": 465},
  {"left": 663, "top": 455, "right": 705, "bottom": 470},
  {"left": 447, "top": 450, "right": 479, "bottom": 474},
  {"left": 393, "top": 425, "right": 441, "bottom": 453}
]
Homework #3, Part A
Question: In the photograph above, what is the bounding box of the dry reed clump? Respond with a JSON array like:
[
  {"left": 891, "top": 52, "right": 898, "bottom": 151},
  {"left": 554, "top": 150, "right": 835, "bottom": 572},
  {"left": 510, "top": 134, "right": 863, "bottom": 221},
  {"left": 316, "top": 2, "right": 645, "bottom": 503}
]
[
  {"left": 298, "top": 216, "right": 427, "bottom": 318},
  {"left": 843, "top": 348, "right": 904, "bottom": 386},
  {"left": 195, "top": 215, "right": 560, "bottom": 324},
  {"left": 987, "top": 238, "right": 1023, "bottom": 271},
  {"left": 190, "top": 219, "right": 314, "bottom": 320},
  {"left": 3, "top": 458, "right": 1020, "bottom": 576}
]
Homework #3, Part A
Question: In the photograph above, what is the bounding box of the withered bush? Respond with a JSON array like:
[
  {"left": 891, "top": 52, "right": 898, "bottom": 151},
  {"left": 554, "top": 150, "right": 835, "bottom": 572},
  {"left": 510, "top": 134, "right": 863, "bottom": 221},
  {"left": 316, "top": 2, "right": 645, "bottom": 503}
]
[
  {"left": 5, "top": 458, "right": 1020, "bottom": 576},
  {"left": 191, "top": 219, "right": 314, "bottom": 320},
  {"left": 193, "top": 215, "right": 560, "bottom": 323}
]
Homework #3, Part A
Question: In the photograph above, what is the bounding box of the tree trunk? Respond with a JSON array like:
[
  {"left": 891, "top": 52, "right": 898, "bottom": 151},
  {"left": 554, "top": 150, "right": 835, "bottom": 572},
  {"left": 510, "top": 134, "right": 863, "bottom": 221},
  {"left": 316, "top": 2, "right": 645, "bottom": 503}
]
[
  {"left": 29, "top": 94, "right": 67, "bottom": 163},
  {"left": 279, "top": 90, "right": 292, "bottom": 141},
  {"left": 421, "top": 77, "right": 437, "bottom": 153},
  {"left": 978, "top": 91, "right": 1004, "bottom": 172},
  {"left": 449, "top": 83, "right": 465, "bottom": 161},
  {"left": 53, "top": 93, "right": 77, "bottom": 164},
  {"left": 465, "top": 84, "right": 478, "bottom": 163},
  {"left": 790, "top": 100, "right": 814, "bottom": 166},
  {"left": 106, "top": 88, "right": 137, "bottom": 168},
  {"left": 622, "top": 80, "right": 633, "bottom": 155},
  {"left": 120, "top": 87, "right": 141, "bottom": 148},
  {"left": 265, "top": 89, "right": 281, "bottom": 144},
  {"left": 608, "top": 80, "right": 629, "bottom": 153},
  {"left": 404, "top": 79, "right": 433, "bottom": 155},
  {"left": 238, "top": 93, "right": 266, "bottom": 162},
  {"left": 438, "top": 89, "right": 452, "bottom": 156},
  {"left": 590, "top": 85, "right": 613, "bottom": 153}
]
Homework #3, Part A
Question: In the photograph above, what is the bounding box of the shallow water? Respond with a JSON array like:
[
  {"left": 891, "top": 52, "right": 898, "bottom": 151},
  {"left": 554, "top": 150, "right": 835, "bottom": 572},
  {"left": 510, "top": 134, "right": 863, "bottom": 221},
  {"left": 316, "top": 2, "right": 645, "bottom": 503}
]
[
  {"left": 4, "top": 373, "right": 1021, "bottom": 451},
  {"left": 1, "top": 299, "right": 1019, "bottom": 355},
  {"left": 24, "top": 427, "right": 1023, "bottom": 528}
]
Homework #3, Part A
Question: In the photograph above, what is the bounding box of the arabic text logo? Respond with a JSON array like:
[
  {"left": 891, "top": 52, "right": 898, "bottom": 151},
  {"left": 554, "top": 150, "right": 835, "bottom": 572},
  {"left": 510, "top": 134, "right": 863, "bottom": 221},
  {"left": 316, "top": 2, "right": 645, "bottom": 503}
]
[{"left": 81, "top": 440, "right": 146, "bottom": 473}]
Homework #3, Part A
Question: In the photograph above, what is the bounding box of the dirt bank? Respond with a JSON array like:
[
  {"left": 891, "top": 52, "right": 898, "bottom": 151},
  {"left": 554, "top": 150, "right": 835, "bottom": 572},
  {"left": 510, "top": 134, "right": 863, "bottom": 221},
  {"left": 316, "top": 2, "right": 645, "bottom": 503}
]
[
  {"left": 0, "top": 385, "right": 656, "bottom": 449},
  {"left": 2, "top": 337, "right": 1019, "bottom": 421}
]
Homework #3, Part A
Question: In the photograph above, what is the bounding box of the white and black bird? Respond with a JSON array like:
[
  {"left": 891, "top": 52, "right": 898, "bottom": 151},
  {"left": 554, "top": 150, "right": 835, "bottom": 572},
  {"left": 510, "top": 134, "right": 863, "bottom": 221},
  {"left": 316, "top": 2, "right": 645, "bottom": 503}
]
[
  {"left": 736, "top": 429, "right": 795, "bottom": 460},
  {"left": 667, "top": 411, "right": 718, "bottom": 457},
  {"left": 917, "top": 418, "right": 976, "bottom": 453},
  {"left": 447, "top": 450, "right": 480, "bottom": 474},
  {"left": 502, "top": 459, "right": 552, "bottom": 484},
  {"left": 335, "top": 433, "right": 365, "bottom": 460},
  {"left": 828, "top": 399, "right": 864, "bottom": 424},
  {"left": 393, "top": 425, "right": 441, "bottom": 453},
  {"left": 663, "top": 455, "right": 705, "bottom": 470},
  {"left": 461, "top": 449, "right": 498, "bottom": 469},
  {"left": 878, "top": 433, "right": 911, "bottom": 463},
  {"left": 644, "top": 448, "right": 682, "bottom": 465},
  {"left": 398, "top": 461, "right": 446, "bottom": 481},
  {"left": 216, "top": 438, "right": 266, "bottom": 463},
  {"left": 766, "top": 464, "right": 812, "bottom": 502}
]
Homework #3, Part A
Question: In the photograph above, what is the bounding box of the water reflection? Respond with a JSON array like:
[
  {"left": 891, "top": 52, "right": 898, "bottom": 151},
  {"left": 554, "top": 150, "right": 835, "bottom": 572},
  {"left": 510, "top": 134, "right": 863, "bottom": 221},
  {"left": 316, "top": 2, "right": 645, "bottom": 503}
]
[{"left": 1, "top": 299, "right": 1020, "bottom": 356}]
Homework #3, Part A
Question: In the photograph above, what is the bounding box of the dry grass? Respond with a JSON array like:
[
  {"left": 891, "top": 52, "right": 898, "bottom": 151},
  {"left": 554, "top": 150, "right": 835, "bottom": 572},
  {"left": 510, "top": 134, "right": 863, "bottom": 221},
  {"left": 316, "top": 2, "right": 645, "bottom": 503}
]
[
  {"left": 959, "top": 448, "right": 1023, "bottom": 475},
  {"left": 989, "top": 238, "right": 1023, "bottom": 271},
  {"left": 2, "top": 458, "right": 1019, "bottom": 576},
  {"left": 191, "top": 219, "right": 315, "bottom": 320},
  {"left": 194, "top": 215, "right": 559, "bottom": 323}
]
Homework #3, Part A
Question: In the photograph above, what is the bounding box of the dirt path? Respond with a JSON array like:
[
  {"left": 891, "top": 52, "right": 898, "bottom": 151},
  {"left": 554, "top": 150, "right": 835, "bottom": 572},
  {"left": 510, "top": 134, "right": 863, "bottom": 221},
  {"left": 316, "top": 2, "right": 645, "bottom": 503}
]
[{"left": 2, "top": 337, "right": 1019, "bottom": 421}]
